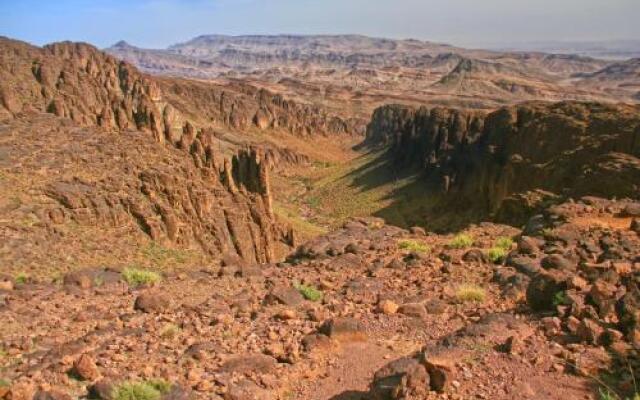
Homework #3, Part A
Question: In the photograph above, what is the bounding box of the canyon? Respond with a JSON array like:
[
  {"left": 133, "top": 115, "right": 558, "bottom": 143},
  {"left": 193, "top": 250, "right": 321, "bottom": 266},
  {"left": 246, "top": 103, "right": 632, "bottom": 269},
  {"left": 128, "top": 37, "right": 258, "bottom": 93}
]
[{"left": 0, "top": 33, "right": 639, "bottom": 400}]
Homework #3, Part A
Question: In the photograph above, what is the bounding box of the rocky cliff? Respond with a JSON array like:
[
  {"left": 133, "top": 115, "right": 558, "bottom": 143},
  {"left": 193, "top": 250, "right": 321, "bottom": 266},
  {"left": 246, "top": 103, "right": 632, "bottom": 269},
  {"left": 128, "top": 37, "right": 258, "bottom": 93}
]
[
  {"left": 158, "top": 78, "right": 364, "bottom": 137},
  {"left": 0, "top": 37, "right": 361, "bottom": 139},
  {"left": 366, "top": 101, "right": 640, "bottom": 225},
  {"left": 0, "top": 37, "right": 297, "bottom": 268}
]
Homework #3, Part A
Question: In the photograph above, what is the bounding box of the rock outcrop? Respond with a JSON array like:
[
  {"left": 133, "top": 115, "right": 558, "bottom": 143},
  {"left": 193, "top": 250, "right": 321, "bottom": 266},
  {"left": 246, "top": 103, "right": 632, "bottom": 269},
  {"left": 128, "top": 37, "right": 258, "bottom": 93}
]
[
  {"left": 0, "top": 37, "right": 361, "bottom": 138},
  {"left": 365, "top": 101, "right": 640, "bottom": 225},
  {"left": 0, "top": 38, "right": 296, "bottom": 267},
  {"left": 159, "top": 78, "right": 365, "bottom": 137}
]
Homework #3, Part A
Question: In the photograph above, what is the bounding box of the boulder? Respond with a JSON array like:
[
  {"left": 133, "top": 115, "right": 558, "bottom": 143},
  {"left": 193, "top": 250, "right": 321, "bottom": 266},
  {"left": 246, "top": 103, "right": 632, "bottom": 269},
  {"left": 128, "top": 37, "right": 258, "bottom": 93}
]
[
  {"left": 318, "top": 317, "right": 367, "bottom": 342},
  {"left": 622, "top": 203, "right": 640, "bottom": 217},
  {"left": 89, "top": 379, "right": 116, "bottom": 400},
  {"left": 398, "top": 303, "right": 427, "bottom": 319},
  {"left": 421, "top": 347, "right": 460, "bottom": 392},
  {"left": 73, "top": 354, "right": 100, "bottom": 380},
  {"left": 224, "top": 379, "right": 270, "bottom": 400},
  {"left": 541, "top": 254, "right": 575, "bottom": 271},
  {"left": 264, "top": 286, "right": 304, "bottom": 306},
  {"left": 134, "top": 292, "right": 172, "bottom": 313},
  {"left": 221, "top": 354, "right": 277, "bottom": 374},
  {"left": 462, "top": 249, "right": 487, "bottom": 263},
  {"left": 377, "top": 299, "right": 399, "bottom": 315},
  {"left": 33, "top": 391, "right": 73, "bottom": 400},
  {"left": 370, "top": 357, "right": 430, "bottom": 399},
  {"left": 63, "top": 270, "right": 94, "bottom": 289},
  {"left": 526, "top": 270, "right": 567, "bottom": 311},
  {"left": 517, "top": 236, "right": 541, "bottom": 255}
]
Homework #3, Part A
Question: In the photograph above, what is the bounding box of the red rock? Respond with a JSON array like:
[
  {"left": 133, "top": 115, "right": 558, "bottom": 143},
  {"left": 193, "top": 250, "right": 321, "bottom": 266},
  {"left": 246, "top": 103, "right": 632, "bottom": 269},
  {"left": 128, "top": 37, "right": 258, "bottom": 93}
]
[
  {"left": 318, "top": 317, "right": 367, "bottom": 342},
  {"left": 134, "top": 292, "right": 172, "bottom": 313},
  {"left": 377, "top": 299, "right": 399, "bottom": 315},
  {"left": 398, "top": 303, "right": 427, "bottom": 319},
  {"left": 264, "top": 286, "right": 304, "bottom": 306},
  {"left": 33, "top": 390, "right": 73, "bottom": 400},
  {"left": 221, "top": 354, "right": 277, "bottom": 374},
  {"left": 73, "top": 354, "right": 100, "bottom": 380},
  {"left": 370, "top": 357, "right": 430, "bottom": 399},
  {"left": 421, "top": 347, "right": 463, "bottom": 393},
  {"left": 576, "top": 318, "right": 604, "bottom": 344},
  {"left": 89, "top": 379, "right": 116, "bottom": 400}
]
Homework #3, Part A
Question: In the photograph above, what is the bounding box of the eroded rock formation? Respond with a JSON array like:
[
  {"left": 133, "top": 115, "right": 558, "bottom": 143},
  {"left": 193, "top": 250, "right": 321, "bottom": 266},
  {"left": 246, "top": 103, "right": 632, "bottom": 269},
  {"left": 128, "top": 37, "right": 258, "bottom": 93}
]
[
  {"left": 0, "top": 38, "right": 298, "bottom": 265},
  {"left": 366, "top": 101, "right": 640, "bottom": 225}
]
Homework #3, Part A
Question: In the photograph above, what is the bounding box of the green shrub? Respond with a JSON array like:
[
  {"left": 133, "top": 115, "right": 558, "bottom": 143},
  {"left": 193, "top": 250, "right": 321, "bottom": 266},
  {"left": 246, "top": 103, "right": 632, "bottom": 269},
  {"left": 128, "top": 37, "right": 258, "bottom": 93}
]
[
  {"left": 495, "top": 236, "right": 514, "bottom": 250},
  {"left": 112, "top": 379, "right": 172, "bottom": 400},
  {"left": 122, "top": 268, "right": 161, "bottom": 287},
  {"left": 14, "top": 272, "right": 28, "bottom": 284},
  {"left": 0, "top": 378, "right": 9, "bottom": 388},
  {"left": 449, "top": 234, "right": 474, "bottom": 249},
  {"left": 599, "top": 389, "right": 617, "bottom": 400},
  {"left": 294, "top": 283, "right": 323, "bottom": 302},
  {"left": 598, "top": 389, "right": 640, "bottom": 400},
  {"left": 553, "top": 291, "right": 570, "bottom": 307},
  {"left": 456, "top": 284, "right": 486, "bottom": 303},
  {"left": 398, "top": 239, "right": 430, "bottom": 254},
  {"left": 487, "top": 247, "right": 507, "bottom": 263}
]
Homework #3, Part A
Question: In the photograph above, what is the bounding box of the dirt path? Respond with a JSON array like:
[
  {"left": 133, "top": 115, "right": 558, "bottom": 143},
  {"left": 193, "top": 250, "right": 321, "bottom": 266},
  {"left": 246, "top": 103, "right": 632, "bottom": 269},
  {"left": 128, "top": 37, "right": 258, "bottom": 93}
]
[{"left": 293, "top": 341, "right": 395, "bottom": 400}]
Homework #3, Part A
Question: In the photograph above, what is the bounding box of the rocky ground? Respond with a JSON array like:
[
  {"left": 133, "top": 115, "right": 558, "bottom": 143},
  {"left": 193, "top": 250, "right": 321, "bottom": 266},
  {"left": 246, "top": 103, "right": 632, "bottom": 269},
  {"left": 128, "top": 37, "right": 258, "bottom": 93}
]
[{"left": 1, "top": 197, "right": 639, "bottom": 399}]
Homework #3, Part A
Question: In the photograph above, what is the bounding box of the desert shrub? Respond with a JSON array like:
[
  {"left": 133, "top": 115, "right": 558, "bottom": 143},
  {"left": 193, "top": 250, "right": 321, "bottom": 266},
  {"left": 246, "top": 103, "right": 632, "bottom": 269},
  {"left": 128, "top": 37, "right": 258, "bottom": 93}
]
[
  {"left": 112, "top": 379, "right": 171, "bottom": 400},
  {"left": 495, "top": 236, "right": 514, "bottom": 250},
  {"left": 294, "top": 283, "right": 323, "bottom": 302},
  {"left": 398, "top": 239, "right": 430, "bottom": 253},
  {"left": 14, "top": 272, "right": 28, "bottom": 284},
  {"left": 121, "top": 268, "right": 161, "bottom": 287},
  {"left": 0, "top": 378, "right": 9, "bottom": 387},
  {"left": 599, "top": 389, "right": 640, "bottom": 400},
  {"left": 599, "top": 390, "right": 617, "bottom": 400},
  {"left": 487, "top": 247, "right": 507, "bottom": 263},
  {"left": 141, "top": 242, "right": 194, "bottom": 268},
  {"left": 456, "top": 284, "right": 486, "bottom": 303},
  {"left": 159, "top": 324, "right": 181, "bottom": 339},
  {"left": 449, "top": 234, "right": 474, "bottom": 249},
  {"left": 552, "top": 291, "right": 570, "bottom": 307}
]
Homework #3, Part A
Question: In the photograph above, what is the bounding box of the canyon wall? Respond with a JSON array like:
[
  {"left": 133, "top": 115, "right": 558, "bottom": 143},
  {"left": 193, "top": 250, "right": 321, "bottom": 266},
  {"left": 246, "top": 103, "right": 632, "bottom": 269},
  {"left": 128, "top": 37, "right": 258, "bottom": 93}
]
[
  {"left": 0, "top": 38, "right": 299, "bottom": 264},
  {"left": 366, "top": 101, "right": 640, "bottom": 225}
]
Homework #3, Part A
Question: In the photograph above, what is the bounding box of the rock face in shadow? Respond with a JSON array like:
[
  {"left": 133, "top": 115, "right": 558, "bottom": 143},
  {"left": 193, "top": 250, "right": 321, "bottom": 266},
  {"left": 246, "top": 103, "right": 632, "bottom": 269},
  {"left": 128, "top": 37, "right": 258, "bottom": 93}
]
[
  {"left": 0, "top": 37, "right": 296, "bottom": 265},
  {"left": 365, "top": 101, "right": 640, "bottom": 225}
]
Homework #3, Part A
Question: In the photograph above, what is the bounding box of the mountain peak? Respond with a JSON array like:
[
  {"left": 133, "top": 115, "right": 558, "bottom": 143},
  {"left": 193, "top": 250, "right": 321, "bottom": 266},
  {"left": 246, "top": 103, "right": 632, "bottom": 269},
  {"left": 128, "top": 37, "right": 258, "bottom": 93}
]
[{"left": 110, "top": 40, "right": 135, "bottom": 49}]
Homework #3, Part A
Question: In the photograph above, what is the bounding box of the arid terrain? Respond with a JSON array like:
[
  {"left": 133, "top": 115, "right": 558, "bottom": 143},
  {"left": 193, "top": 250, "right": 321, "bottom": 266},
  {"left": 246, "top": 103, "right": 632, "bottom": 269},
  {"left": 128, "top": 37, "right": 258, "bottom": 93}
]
[
  {"left": 1, "top": 33, "right": 640, "bottom": 400},
  {"left": 108, "top": 35, "right": 640, "bottom": 115}
]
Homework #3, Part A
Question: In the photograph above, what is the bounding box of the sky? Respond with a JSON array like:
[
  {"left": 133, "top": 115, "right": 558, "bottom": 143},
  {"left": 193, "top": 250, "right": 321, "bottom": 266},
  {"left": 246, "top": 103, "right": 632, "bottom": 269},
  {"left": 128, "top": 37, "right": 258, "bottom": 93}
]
[{"left": 1, "top": 0, "right": 639, "bottom": 49}]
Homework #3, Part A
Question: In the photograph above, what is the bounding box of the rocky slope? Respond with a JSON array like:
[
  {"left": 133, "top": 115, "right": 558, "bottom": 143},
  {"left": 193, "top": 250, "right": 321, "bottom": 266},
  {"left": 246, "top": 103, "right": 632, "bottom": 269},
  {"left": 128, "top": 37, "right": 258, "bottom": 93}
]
[
  {"left": 0, "top": 37, "right": 315, "bottom": 275},
  {"left": 577, "top": 58, "right": 640, "bottom": 101},
  {"left": 365, "top": 101, "right": 640, "bottom": 228},
  {"left": 157, "top": 77, "right": 364, "bottom": 137},
  {"left": 0, "top": 37, "right": 361, "bottom": 140},
  {"left": 1, "top": 197, "right": 638, "bottom": 399}
]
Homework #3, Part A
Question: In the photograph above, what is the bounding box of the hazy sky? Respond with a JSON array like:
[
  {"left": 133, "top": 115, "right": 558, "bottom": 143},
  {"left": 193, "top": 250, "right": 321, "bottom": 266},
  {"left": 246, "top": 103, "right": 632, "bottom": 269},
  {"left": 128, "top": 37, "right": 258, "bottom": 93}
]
[{"left": 1, "top": 0, "right": 639, "bottom": 49}]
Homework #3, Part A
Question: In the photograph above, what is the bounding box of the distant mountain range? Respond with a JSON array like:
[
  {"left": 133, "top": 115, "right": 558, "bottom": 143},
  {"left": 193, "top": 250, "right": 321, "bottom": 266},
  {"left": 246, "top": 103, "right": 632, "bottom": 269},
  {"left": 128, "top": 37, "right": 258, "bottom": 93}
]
[
  {"left": 481, "top": 39, "right": 640, "bottom": 60},
  {"left": 106, "top": 34, "right": 640, "bottom": 113}
]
